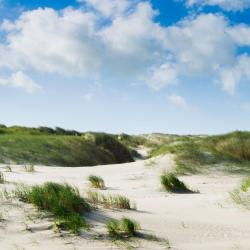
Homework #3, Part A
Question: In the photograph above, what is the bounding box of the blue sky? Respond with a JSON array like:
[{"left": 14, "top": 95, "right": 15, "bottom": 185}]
[{"left": 0, "top": 0, "right": 250, "bottom": 135}]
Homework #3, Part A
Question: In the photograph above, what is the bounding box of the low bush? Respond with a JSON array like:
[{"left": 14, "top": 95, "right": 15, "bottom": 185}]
[
  {"left": 88, "top": 175, "right": 105, "bottom": 189},
  {"left": 160, "top": 172, "right": 192, "bottom": 193}
]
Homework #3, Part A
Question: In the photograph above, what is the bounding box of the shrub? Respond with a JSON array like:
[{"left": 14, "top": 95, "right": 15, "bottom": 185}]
[
  {"left": 106, "top": 217, "right": 140, "bottom": 238},
  {"left": 86, "top": 190, "right": 132, "bottom": 209},
  {"left": 15, "top": 182, "right": 91, "bottom": 234},
  {"left": 0, "top": 172, "right": 4, "bottom": 184},
  {"left": 160, "top": 172, "right": 192, "bottom": 193},
  {"left": 88, "top": 175, "right": 105, "bottom": 189},
  {"left": 24, "top": 164, "right": 35, "bottom": 172}
]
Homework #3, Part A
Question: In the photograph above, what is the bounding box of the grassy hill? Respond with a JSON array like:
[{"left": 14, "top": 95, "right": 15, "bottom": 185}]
[
  {"left": 149, "top": 131, "right": 250, "bottom": 174},
  {"left": 0, "top": 125, "right": 134, "bottom": 167}
]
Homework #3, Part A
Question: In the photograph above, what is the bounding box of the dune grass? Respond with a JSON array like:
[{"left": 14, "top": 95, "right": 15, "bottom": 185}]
[
  {"left": 15, "top": 182, "right": 91, "bottom": 234},
  {"left": 0, "top": 126, "right": 134, "bottom": 167},
  {"left": 24, "top": 164, "right": 35, "bottom": 173},
  {"left": 86, "top": 190, "right": 133, "bottom": 209},
  {"left": 88, "top": 175, "right": 105, "bottom": 189},
  {"left": 150, "top": 131, "right": 250, "bottom": 175},
  {"left": 106, "top": 217, "right": 140, "bottom": 238},
  {"left": 4, "top": 165, "right": 12, "bottom": 172},
  {"left": 230, "top": 189, "right": 250, "bottom": 209},
  {"left": 160, "top": 172, "right": 193, "bottom": 193},
  {"left": 0, "top": 172, "right": 4, "bottom": 184},
  {"left": 230, "top": 176, "right": 250, "bottom": 209},
  {"left": 241, "top": 176, "right": 250, "bottom": 192}
]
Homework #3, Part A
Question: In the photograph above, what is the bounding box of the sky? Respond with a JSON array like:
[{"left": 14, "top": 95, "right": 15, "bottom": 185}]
[{"left": 0, "top": 0, "right": 250, "bottom": 135}]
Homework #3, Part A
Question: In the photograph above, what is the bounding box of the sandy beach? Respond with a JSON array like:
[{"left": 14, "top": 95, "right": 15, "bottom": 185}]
[{"left": 0, "top": 154, "right": 249, "bottom": 250}]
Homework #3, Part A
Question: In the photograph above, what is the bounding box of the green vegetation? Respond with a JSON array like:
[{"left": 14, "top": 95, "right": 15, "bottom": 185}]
[
  {"left": 230, "top": 177, "right": 250, "bottom": 210},
  {"left": 14, "top": 182, "right": 91, "bottom": 234},
  {"left": 160, "top": 172, "right": 193, "bottom": 193},
  {"left": 117, "top": 133, "right": 147, "bottom": 158},
  {"left": 0, "top": 172, "right": 4, "bottom": 184},
  {"left": 4, "top": 165, "right": 12, "bottom": 172},
  {"left": 24, "top": 164, "right": 35, "bottom": 172},
  {"left": 106, "top": 217, "right": 140, "bottom": 238},
  {"left": 86, "top": 190, "right": 133, "bottom": 209},
  {"left": 94, "top": 133, "right": 134, "bottom": 163},
  {"left": 88, "top": 175, "right": 105, "bottom": 189},
  {"left": 241, "top": 176, "right": 250, "bottom": 192},
  {"left": 0, "top": 125, "right": 134, "bottom": 167},
  {"left": 150, "top": 131, "right": 250, "bottom": 174}
]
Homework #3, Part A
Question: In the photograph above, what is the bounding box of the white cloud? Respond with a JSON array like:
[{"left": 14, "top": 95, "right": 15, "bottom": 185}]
[
  {"left": 0, "top": 8, "right": 100, "bottom": 76},
  {"left": 143, "top": 63, "right": 177, "bottom": 90},
  {"left": 186, "top": 0, "right": 250, "bottom": 11},
  {"left": 228, "top": 24, "right": 250, "bottom": 46},
  {"left": 79, "top": 0, "right": 131, "bottom": 18},
  {"left": 218, "top": 55, "right": 250, "bottom": 94},
  {"left": 0, "top": 71, "right": 42, "bottom": 93},
  {"left": 164, "top": 14, "right": 235, "bottom": 75},
  {"left": 167, "top": 94, "right": 188, "bottom": 108},
  {"left": 0, "top": 3, "right": 250, "bottom": 93}
]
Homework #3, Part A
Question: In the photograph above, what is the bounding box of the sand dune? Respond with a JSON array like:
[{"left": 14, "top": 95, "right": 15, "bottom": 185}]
[{"left": 0, "top": 155, "right": 250, "bottom": 250}]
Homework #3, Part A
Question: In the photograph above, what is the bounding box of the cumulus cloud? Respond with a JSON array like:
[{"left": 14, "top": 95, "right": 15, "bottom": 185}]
[
  {"left": 218, "top": 55, "right": 250, "bottom": 94},
  {"left": 0, "top": 1, "right": 250, "bottom": 93},
  {"left": 143, "top": 63, "right": 177, "bottom": 90},
  {"left": 79, "top": 0, "right": 131, "bottom": 18},
  {"left": 0, "top": 71, "right": 42, "bottom": 93},
  {"left": 185, "top": 0, "right": 250, "bottom": 11},
  {"left": 0, "top": 8, "right": 100, "bottom": 76},
  {"left": 167, "top": 94, "right": 188, "bottom": 108},
  {"left": 164, "top": 14, "right": 236, "bottom": 75}
]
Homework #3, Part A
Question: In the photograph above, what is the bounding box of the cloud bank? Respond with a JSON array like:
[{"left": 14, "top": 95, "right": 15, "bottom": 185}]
[
  {"left": 186, "top": 0, "right": 250, "bottom": 11},
  {"left": 0, "top": 1, "right": 250, "bottom": 93}
]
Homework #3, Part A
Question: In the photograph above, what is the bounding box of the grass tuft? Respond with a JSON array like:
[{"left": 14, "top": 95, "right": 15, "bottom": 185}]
[
  {"left": 54, "top": 213, "right": 89, "bottom": 234},
  {"left": 88, "top": 175, "right": 105, "bottom": 189},
  {"left": 5, "top": 165, "right": 12, "bottom": 172},
  {"left": 24, "top": 164, "right": 35, "bottom": 172},
  {"left": 241, "top": 176, "right": 250, "bottom": 192},
  {"left": 15, "top": 182, "right": 91, "bottom": 234},
  {"left": 0, "top": 172, "right": 4, "bottom": 184},
  {"left": 86, "top": 190, "right": 133, "bottom": 209},
  {"left": 160, "top": 172, "right": 193, "bottom": 193},
  {"left": 231, "top": 177, "right": 250, "bottom": 209},
  {"left": 106, "top": 217, "right": 140, "bottom": 238}
]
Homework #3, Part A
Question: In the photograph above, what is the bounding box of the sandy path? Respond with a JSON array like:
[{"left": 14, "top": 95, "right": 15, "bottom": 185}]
[{"left": 0, "top": 155, "right": 250, "bottom": 250}]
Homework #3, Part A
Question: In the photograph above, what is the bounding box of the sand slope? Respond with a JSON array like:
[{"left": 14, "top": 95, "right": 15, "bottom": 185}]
[{"left": 0, "top": 154, "right": 250, "bottom": 250}]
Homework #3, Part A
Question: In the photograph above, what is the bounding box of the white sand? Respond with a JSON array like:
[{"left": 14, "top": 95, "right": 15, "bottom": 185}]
[{"left": 0, "top": 155, "right": 250, "bottom": 250}]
